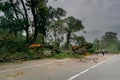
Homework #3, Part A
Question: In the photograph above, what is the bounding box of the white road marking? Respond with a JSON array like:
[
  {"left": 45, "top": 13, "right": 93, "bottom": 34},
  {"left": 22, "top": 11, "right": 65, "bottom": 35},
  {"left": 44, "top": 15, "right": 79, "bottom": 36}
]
[
  {"left": 0, "top": 59, "right": 70, "bottom": 73},
  {"left": 68, "top": 68, "right": 90, "bottom": 80},
  {"left": 68, "top": 60, "right": 106, "bottom": 80},
  {"left": 68, "top": 55, "right": 117, "bottom": 80},
  {"left": 90, "top": 60, "right": 106, "bottom": 69}
]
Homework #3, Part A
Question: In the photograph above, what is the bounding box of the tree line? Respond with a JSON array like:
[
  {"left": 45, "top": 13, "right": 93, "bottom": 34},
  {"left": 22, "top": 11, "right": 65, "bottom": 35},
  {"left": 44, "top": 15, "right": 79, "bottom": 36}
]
[
  {"left": 0, "top": 0, "right": 120, "bottom": 62},
  {"left": 93, "top": 31, "right": 120, "bottom": 53}
]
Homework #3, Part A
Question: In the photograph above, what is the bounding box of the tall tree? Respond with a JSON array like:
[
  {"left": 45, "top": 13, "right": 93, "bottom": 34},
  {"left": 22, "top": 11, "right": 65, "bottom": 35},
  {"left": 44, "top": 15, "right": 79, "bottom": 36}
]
[
  {"left": 64, "top": 16, "right": 84, "bottom": 48},
  {"left": 93, "top": 38, "right": 100, "bottom": 51},
  {"left": 46, "top": 19, "right": 65, "bottom": 48},
  {"left": 21, "top": 0, "right": 66, "bottom": 44},
  {"left": 0, "top": 0, "right": 66, "bottom": 45},
  {"left": 0, "top": 1, "right": 24, "bottom": 36},
  {"left": 100, "top": 31, "right": 120, "bottom": 52}
]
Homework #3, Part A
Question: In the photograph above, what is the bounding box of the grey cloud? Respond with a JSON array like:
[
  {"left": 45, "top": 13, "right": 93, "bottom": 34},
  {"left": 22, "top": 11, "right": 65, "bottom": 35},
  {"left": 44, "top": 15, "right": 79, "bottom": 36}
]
[{"left": 48, "top": 0, "right": 120, "bottom": 42}]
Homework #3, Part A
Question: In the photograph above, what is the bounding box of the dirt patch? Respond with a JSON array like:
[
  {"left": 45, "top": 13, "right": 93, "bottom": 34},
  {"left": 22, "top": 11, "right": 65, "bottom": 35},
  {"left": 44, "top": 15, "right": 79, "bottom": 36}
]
[{"left": 1, "top": 70, "right": 24, "bottom": 79}]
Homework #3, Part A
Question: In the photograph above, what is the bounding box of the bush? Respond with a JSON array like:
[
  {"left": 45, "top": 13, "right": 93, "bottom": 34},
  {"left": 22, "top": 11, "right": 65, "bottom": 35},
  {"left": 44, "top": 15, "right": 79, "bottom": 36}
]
[
  {"left": 87, "top": 49, "right": 95, "bottom": 54},
  {"left": 51, "top": 51, "right": 85, "bottom": 59},
  {"left": 52, "top": 53, "right": 69, "bottom": 59},
  {"left": 70, "top": 53, "right": 84, "bottom": 59},
  {"left": 24, "top": 48, "right": 44, "bottom": 60},
  {"left": 0, "top": 48, "right": 44, "bottom": 63}
]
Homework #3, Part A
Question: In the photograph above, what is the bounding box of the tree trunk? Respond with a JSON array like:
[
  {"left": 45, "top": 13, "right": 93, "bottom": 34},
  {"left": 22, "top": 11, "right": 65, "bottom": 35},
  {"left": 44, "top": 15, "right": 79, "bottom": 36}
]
[
  {"left": 31, "top": 29, "right": 38, "bottom": 44},
  {"left": 20, "top": 0, "right": 30, "bottom": 45},
  {"left": 30, "top": 0, "right": 39, "bottom": 44},
  {"left": 25, "top": 29, "right": 29, "bottom": 44},
  {"left": 66, "top": 32, "right": 71, "bottom": 49}
]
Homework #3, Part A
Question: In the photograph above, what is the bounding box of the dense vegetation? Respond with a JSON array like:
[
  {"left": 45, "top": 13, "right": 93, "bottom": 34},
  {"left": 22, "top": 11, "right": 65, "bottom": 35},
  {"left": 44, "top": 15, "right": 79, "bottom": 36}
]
[
  {"left": 93, "top": 32, "right": 120, "bottom": 53},
  {"left": 0, "top": 0, "right": 120, "bottom": 63}
]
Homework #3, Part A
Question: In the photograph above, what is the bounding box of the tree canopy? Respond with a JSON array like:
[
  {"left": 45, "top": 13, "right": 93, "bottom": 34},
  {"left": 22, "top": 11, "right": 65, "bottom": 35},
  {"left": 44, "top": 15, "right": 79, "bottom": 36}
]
[
  {"left": 0, "top": 0, "right": 66, "bottom": 45},
  {"left": 100, "top": 31, "right": 120, "bottom": 52},
  {"left": 64, "top": 16, "right": 85, "bottom": 48}
]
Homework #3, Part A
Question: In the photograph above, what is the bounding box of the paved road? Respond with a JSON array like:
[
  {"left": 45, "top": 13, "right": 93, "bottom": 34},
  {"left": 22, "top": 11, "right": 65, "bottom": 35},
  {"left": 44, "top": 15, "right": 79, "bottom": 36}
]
[
  {"left": 0, "top": 54, "right": 119, "bottom": 80},
  {"left": 71, "top": 54, "right": 120, "bottom": 80}
]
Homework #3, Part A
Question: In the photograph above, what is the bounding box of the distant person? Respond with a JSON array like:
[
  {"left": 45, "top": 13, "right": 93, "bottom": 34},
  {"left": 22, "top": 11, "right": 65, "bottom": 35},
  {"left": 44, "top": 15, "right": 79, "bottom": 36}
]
[{"left": 101, "top": 48, "right": 105, "bottom": 56}]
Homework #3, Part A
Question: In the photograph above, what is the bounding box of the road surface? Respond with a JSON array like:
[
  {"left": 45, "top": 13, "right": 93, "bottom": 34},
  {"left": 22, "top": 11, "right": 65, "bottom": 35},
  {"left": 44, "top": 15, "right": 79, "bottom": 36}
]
[
  {"left": 69, "top": 54, "right": 120, "bottom": 80},
  {"left": 0, "top": 54, "right": 119, "bottom": 80}
]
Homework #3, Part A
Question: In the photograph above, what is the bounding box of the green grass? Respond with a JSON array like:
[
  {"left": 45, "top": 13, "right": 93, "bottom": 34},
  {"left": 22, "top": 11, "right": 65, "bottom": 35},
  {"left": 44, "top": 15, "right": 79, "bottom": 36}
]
[
  {"left": 70, "top": 53, "right": 84, "bottom": 59},
  {"left": 52, "top": 53, "right": 69, "bottom": 59},
  {"left": 52, "top": 52, "right": 84, "bottom": 59}
]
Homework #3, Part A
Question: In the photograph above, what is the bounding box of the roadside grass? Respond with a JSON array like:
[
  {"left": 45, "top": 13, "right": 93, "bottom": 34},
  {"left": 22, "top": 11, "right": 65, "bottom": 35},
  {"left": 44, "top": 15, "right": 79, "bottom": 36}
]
[
  {"left": 52, "top": 53, "right": 69, "bottom": 59},
  {"left": 0, "top": 50, "right": 85, "bottom": 63},
  {"left": 70, "top": 53, "right": 84, "bottom": 59},
  {"left": 52, "top": 52, "right": 84, "bottom": 59}
]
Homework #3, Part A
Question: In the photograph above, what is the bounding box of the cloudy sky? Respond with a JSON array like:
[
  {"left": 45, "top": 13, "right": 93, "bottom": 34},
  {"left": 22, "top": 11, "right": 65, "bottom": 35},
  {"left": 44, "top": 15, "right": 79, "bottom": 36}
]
[{"left": 48, "top": 0, "right": 120, "bottom": 42}]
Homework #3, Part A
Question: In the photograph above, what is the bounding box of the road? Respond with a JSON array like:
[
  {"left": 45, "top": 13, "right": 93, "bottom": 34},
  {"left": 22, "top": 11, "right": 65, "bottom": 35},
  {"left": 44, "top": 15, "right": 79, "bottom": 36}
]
[
  {"left": 0, "top": 54, "right": 119, "bottom": 80},
  {"left": 69, "top": 54, "right": 120, "bottom": 80}
]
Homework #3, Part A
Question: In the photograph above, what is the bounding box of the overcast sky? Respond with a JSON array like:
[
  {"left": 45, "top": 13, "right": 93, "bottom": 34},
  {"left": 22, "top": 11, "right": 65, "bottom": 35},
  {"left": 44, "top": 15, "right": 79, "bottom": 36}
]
[{"left": 48, "top": 0, "right": 120, "bottom": 42}]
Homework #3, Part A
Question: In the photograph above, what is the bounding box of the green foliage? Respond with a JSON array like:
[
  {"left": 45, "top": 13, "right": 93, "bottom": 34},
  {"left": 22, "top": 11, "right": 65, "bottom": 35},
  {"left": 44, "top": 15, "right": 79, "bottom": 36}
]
[
  {"left": 64, "top": 16, "right": 85, "bottom": 48},
  {"left": 70, "top": 53, "right": 84, "bottom": 59},
  {"left": 87, "top": 49, "right": 95, "bottom": 53},
  {"left": 35, "top": 33, "right": 43, "bottom": 43},
  {"left": 84, "top": 42, "right": 93, "bottom": 50},
  {"left": 0, "top": 49, "right": 44, "bottom": 63},
  {"left": 0, "top": 0, "right": 67, "bottom": 63},
  {"left": 0, "top": 0, "right": 66, "bottom": 45},
  {"left": 25, "top": 48, "right": 45, "bottom": 59},
  {"left": 52, "top": 53, "right": 69, "bottom": 59},
  {"left": 71, "top": 34, "right": 85, "bottom": 46},
  {"left": 92, "top": 31, "right": 120, "bottom": 53},
  {"left": 0, "top": 52, "right": 24, "bottom": 62},
  {"left": 100, "top": 31, "right": 120, "bottom": 53},
  {"left": 52, "top": 51, "right": 84, "bottom": 59},
  {"left": 93, "top": 38, "right": 100, "bottom": 51},
  {"left": 64, "top": 16, "right": 84, "bottom": 33},
  {"left": 0, "top": 30, "right": 27, "bottom": 53},
  {"left": 46, "top": 19, "right": 65, "bottom": 49}
]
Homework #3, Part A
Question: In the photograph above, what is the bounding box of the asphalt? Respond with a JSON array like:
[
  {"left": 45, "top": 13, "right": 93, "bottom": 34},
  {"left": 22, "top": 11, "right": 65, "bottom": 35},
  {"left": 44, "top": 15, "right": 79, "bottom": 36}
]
[
  {"left": 0, "top": 54, "right": 118, "bottom": 80},
  {"left": 73, "top": 54, "right": 120, "bottom": 80}
]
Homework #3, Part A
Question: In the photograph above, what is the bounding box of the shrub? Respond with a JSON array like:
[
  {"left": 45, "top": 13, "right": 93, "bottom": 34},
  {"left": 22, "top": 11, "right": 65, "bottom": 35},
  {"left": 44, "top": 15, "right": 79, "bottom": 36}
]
[
  {"left": 52, "top": 53, "right": 69, "bottom": 59},
  {"left": 70, "top": 53, "right": 84, "bottom": 59}
]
